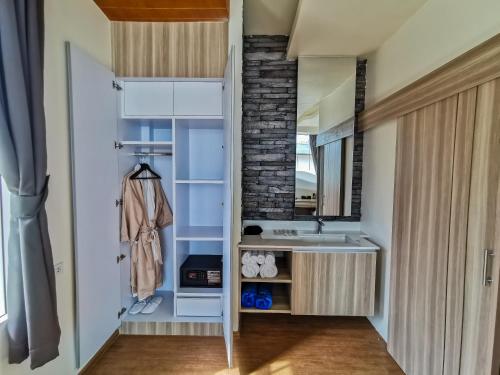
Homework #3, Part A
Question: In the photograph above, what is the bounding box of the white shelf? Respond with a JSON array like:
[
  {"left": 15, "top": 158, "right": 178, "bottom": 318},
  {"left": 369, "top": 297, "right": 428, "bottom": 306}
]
[
  {"left": 176, "top": 226, "right": 223, "bottom": 241},
  {"left": 176, "top": 287, "right": 223, "bottom": 297},
  {"left": 174, "top": 115, "right": 224, "bottom": 120},
  {"left": 176, "top": 179, "right": 224, "bottom": 184},
  {"left": 119, "top": 141, "right": 172, "bottom": 147},
  {"left": 121, "top": 291, "right": 222, "bottom": 323}
]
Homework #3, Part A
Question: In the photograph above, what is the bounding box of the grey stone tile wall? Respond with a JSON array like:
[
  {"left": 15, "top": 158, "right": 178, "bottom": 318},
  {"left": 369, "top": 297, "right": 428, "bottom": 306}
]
[{"left": 241, "top": 35, "right": 366, "bottom": 221}]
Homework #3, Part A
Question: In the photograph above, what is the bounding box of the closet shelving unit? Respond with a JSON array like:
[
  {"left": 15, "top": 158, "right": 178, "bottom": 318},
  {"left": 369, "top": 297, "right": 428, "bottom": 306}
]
[
  {"left": 68, "top": 44, "right": 234, "bottom": 369},
  {"left": 115, "top": 79, "right": 228, "bottom": 322}
]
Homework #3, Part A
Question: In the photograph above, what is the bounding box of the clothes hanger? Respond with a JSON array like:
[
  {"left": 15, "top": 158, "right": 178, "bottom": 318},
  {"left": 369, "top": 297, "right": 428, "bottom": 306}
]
[{"left": 130, "top": 163, "right": 161, "bottom": 180}]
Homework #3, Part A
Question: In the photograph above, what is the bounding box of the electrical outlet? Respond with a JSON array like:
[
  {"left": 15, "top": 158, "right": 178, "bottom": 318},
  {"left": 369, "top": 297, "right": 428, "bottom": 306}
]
[{"left": 54, "top": 262, "right": 64, "bottom": 275}]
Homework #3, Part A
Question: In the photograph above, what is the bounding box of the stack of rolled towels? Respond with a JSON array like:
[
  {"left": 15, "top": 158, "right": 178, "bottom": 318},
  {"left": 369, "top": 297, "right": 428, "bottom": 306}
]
[
  {"left": 241, "top": 250, "right": 278, "bottom": 279},
  {"left": 241, "top": 283, "right": 273, "bottom": 310}
]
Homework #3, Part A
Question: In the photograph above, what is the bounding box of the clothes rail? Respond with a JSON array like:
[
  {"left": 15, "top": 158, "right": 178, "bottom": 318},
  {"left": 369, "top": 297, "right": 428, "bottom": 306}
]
[{"left": 130, "top": 152, "right": 172, "bottom": 157}]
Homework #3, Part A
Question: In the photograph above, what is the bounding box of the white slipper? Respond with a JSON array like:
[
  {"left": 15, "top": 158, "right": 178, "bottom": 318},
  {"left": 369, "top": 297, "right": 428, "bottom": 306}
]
[
  {"left": 128, "top": 299, "right": 148, "bottom": 315},
  {"left": 141, "top": 296, "right": 163, "bottom": 314}
]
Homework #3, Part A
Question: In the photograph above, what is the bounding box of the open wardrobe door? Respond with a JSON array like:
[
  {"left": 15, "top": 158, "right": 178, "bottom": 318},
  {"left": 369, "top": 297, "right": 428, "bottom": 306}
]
[
  {"left": 222, "top": 47, "right": 235, "bottom": 368},
  {"left": 66, "top": 43, "right": 121, "bottom": 368}
]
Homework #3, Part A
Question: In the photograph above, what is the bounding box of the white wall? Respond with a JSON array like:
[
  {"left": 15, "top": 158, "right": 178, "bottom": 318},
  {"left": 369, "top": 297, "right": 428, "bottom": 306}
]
[
  {"left": 361, "top": 121, "right": 396, "bottom": 340},
  {"left": 0, "top": 1, "right": 111, "bottom": 373},
  {"left": 366, "top": 0, "right": 500, "bottom": 103},
  {"left": 361, "top": 0, "right": 500, "bottom": 340}
]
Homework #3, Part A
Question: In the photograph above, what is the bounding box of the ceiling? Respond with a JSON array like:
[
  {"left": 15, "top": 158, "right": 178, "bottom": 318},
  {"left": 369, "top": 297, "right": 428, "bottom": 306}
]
[
  {"left": 94, "top": 0, "right": 229, "bottom": 22},
  {"left": 244, "top": 0, "right": 298, "bottom": 35},
  {"left": 287, "top": 0, "right": 427, "bottom": 57}
]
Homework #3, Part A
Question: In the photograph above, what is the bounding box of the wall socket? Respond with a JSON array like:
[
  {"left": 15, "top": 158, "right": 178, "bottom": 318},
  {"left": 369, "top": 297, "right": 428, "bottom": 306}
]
[{"left": 54, "top": 262, "right": 64, "bottom": 275}]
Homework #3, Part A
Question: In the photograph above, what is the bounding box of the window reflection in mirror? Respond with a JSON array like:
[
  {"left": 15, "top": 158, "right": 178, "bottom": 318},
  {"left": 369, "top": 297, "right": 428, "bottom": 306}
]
[{"left": 295, "top": 57, "right": 356, "bottom": 217}]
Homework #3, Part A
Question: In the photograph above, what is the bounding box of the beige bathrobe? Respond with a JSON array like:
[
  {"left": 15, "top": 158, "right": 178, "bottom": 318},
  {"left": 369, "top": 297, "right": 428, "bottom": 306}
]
[{"left": 121, "top": 172, "right": 173, "bottom": 300}]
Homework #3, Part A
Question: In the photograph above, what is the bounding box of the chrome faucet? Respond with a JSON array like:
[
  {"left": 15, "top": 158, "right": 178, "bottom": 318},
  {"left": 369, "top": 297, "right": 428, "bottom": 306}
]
[{"left": 316, "top": 217, "right": 325, "bottom": 234}]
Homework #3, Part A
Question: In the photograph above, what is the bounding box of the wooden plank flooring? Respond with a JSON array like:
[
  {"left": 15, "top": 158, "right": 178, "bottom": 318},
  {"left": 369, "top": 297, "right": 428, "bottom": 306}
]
[{"left": 86, "top": 315, "right": 402, "bottom": 375}]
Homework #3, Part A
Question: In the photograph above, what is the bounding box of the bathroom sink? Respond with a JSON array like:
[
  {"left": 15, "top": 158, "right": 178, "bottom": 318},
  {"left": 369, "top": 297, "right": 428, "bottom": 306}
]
[
  {"left": 296, "top": 232, "right": 348, "bottom": 243},
  {"left": 260, "top": 230, "right": 351, "bottom": 243},
  {"left": 254, "top": 230, "right": 379, "bottom": 251}
]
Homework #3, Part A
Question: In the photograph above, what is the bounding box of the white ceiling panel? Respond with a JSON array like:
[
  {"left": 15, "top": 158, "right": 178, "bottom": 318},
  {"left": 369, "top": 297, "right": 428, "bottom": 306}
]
[{"left": 287, "top": 0, "right": 427, "bottom": 57}]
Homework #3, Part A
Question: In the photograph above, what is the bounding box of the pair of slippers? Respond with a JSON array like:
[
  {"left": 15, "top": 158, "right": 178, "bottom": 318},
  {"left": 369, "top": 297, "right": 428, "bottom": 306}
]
[{"left": 129, "top": 295, "right": 163, "bottom": 315}]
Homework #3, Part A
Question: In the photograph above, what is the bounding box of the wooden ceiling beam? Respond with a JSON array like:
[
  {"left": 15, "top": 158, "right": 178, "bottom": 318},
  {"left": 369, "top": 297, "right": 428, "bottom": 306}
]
[{"left": 94, "top": 0, "right": 229, "bottom": 22}]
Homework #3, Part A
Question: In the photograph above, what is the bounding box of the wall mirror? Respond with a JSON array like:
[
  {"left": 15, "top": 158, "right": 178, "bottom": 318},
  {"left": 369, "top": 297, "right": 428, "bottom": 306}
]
[{"left": 295, "top": 57, "right": 357, "bottom": 218}]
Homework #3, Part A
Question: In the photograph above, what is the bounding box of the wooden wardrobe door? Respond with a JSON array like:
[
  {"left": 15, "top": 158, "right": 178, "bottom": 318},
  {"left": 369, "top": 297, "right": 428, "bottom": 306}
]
[
  {"left": 388, "top": 95, "right": 459, "bottom": 375},
  {"left": 460, "top": 78, "right": 500, "bottom": 375},
  {"left": 443, "top": 88, "right": 477, "bottom": 375}
]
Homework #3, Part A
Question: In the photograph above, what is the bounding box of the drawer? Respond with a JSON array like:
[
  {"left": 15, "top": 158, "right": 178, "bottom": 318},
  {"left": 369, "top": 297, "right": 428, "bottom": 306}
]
[
  {"left": 176, "top": 296, "right": 222, "bottom": 317},
  {"left": 122, "top": 81, "right": 174, "bottom": 117},
  {"left": 173, "top": 82, "right": 222, "bottom": 116}
]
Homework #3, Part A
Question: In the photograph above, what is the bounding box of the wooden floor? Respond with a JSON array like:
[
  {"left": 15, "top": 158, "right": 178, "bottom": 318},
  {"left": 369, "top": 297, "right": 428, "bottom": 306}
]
[{"left": 87, "top": 315, "right": 403, "bottom": 375}]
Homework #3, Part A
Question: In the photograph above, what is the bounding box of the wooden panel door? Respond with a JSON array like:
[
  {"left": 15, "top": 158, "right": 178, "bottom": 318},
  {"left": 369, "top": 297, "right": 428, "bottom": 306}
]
[
  {"left": 460, "top": 78, "right": 500, "bottom": 375},
  {"left": 66, "top": 43, "right": 121, "bottom": 368},
  {"left": 291, "top": 251, "right": 376, "bottom": 316},
  {"left": 443, "top": 88, "right": 478, "bottom": 375},
  {"left": 388, "top": 95, "right": 459, "bottom": 375}
]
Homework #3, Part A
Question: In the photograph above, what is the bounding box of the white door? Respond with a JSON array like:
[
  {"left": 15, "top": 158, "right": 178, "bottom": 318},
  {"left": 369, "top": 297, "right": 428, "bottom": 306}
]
[
  {"left": 66, "top": 43, "right": 121, "bottom": 368},
  {"left": 222, "top": 47, "right": 235, "bottom": 368}
]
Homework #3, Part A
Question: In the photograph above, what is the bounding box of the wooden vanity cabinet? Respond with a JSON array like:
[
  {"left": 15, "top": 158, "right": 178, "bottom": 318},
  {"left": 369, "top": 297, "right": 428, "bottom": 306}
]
[{"left": 291, "top": 251, "right": 376, "bottom": 316}]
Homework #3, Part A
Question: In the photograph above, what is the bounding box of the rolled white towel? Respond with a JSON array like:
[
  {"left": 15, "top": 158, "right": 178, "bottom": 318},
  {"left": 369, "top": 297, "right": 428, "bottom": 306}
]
[
  {"left": 264, "top": 251, "right": 276, "bottom": 265},
  {"left": 259, "top": 263, "right": 278, "bottom": 278},
  {"left": 241, "top": 251, "right": 253, "bottom": 265},
  {"left": 250, "top": 251, "right": 259, "bottom": 264},
  {"left": 242, "top": 262, "right": 260, "bottom": 278},
  {"left": 256, "top": 251, "right": 266, "bottom": 265}
]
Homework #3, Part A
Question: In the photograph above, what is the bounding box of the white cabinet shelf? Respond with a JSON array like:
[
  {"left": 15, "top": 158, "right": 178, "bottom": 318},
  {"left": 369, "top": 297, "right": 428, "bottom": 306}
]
[
  {"left": 175, "top": 179, "right": 223, "bottom": 184},
  {"left": 176, "top": 287, "right": 223, "bottom": 296},
  {"left": 176, "top": 226, "right": 223, "bottom": 241},
  {"left": 119, "top": 141, "right": 173, "bottom": 147}
]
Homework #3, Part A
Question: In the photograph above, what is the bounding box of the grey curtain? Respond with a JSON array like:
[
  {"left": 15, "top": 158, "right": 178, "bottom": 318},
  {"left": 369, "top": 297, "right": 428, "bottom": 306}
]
[
  {"left": 0, "top": 0, "right": 60, "bottom": 369},
  {"left": 309, "top": 134, "right": 318, "bottom": 172}
]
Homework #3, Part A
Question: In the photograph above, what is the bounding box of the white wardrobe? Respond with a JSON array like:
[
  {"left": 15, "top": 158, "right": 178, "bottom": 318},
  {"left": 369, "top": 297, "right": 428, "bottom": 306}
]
[{"left": 66, "top": 43, "right": 234, "bottom": 368}]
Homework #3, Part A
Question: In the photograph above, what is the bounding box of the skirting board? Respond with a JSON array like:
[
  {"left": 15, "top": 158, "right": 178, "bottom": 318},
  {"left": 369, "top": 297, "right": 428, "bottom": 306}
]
[{"left": 120, "top": 321, "right": 224, "bottom": 336}]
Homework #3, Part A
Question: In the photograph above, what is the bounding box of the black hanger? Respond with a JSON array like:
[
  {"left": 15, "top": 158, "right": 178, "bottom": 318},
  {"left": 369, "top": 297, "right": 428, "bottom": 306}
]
[{"left": 130, "top": 163, "right": 161, "bottom": 180}]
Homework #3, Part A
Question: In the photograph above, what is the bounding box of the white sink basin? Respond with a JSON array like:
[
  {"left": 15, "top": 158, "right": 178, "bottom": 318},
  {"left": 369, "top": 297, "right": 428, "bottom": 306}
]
[
  {"left": 252, "top": 229, "right": 379, "bottom": 251},
  {"left": 296, "top": 233, "right": 348, "bottom": 243},
  {"left": 260, "top": 230, "right": 352, "bottom": 243}
]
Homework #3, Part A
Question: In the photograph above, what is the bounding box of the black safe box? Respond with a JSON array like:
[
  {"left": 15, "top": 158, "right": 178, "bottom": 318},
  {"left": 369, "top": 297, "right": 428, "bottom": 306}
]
[{"left": 180, "top": 255, "right": 222, "bottom": 288}]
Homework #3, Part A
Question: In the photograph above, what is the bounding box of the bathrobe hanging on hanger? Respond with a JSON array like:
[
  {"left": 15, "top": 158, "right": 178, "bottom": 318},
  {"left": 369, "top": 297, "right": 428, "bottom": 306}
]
[{"left": 121, "top": 171, "right": 173, "bottom": 300}]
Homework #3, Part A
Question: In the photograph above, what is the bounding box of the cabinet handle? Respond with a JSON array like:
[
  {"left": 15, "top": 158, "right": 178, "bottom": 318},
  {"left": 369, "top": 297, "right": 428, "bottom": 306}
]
[{"left": 482, "top": 249, "right": 494, "bottom": 286}]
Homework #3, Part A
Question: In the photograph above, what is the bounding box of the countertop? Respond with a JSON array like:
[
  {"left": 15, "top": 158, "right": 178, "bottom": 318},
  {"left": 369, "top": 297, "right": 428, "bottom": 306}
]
[{"left": 239, "top": 233, "right": 380, "bottom": 252}]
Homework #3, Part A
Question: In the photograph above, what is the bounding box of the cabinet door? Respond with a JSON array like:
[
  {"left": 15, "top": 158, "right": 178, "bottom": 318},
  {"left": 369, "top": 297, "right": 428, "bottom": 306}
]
[
  {"left": 122, "top": 81, "right": 174, "bottom": 117},
  {"left": 174, "top": 81, "right": 222, "bottom": 116},
  {"left": 291, "top": 251, "right": 376, "bottom": 316},
  {"left": 222, "top": 48, "right": 234, "bottom": 368},
  {"left": 67, "top": 43, "right": 121, "bottom": 368},
  {"left": 388, "top": 95, "right": 466, "bottom": 375},
  {"left": 460, "top": 79, "right": 500, "bottom": 375}
]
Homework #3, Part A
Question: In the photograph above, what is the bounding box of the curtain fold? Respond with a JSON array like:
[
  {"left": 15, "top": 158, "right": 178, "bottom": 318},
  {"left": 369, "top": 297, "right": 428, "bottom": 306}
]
[
  {"left": 309, "top": 134, "right": 318, "bottom": 173},
  {"left": 0, "top": 0, "right": 60, "bottom": 369}
]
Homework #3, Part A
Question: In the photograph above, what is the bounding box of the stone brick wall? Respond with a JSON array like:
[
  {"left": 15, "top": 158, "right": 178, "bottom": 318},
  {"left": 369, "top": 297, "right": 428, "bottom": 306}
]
[
  {"left": 241, "top": 35, "right": 366, "bottom": 221},
  {"left": 350, "top": 59, "right": 367, "bottom": 221},
  {"left": 242, "top": 36, "right": 297, "bottom": 220}
]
